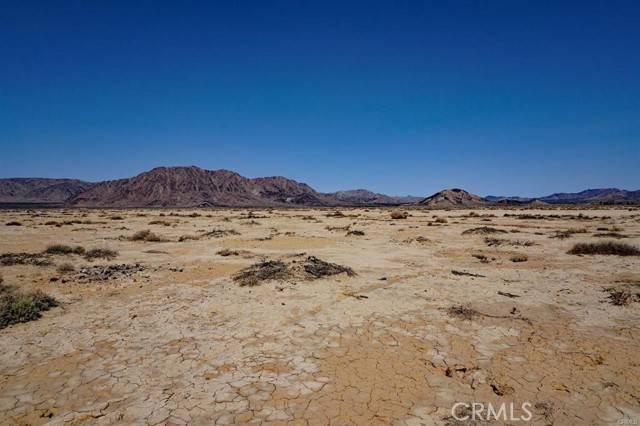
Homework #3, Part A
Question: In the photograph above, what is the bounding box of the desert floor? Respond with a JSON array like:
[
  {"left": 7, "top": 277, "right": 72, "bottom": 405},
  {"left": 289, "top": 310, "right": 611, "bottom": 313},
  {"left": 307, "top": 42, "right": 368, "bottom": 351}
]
[{"left": 0, "top": 207, "right": 639, "bottom": 425}]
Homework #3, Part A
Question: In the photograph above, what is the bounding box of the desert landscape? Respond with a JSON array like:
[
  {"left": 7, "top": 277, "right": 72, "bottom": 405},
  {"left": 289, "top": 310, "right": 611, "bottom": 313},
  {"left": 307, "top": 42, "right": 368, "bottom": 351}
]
[{"left": 1, "top": 205, "right": 639, "bottom": 425}]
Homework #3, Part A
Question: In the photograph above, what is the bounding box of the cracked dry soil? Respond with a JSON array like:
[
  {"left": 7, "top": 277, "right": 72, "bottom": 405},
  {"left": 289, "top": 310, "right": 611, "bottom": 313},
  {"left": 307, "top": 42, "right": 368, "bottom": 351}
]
[{"left": 1, "top": 207, "right": 639, "bottom": 425}]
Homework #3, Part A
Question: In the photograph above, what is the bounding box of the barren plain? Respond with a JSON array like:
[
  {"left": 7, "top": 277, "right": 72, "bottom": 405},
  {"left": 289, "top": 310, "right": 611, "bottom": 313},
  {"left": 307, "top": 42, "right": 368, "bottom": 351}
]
[{"left": 1, "top": 207, "right": 639, "bottom": 425}]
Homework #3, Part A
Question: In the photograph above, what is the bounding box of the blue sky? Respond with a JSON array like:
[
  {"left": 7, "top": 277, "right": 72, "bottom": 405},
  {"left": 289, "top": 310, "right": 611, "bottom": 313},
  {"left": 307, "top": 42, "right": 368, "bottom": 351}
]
[{"left": 1, "top": 1, "right": 638, "bottom": 197}]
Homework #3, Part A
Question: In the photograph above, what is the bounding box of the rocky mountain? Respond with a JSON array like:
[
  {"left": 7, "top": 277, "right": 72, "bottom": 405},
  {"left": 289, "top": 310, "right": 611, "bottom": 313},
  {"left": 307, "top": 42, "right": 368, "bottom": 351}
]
[
  {"left": 538, "top": 188, "right": 640, "bottom": 204},
  {"left": 419, "top": 188, "right": 487, "bottom": 208},
  {"left": 329, "top": 189, "right": 421, "bottom": 205},
  {"left": 0, "top": 178, "right": 94, "bottom": 203},
  {"left": 68, "top": 166, "right": 331, "bottom": 207}
]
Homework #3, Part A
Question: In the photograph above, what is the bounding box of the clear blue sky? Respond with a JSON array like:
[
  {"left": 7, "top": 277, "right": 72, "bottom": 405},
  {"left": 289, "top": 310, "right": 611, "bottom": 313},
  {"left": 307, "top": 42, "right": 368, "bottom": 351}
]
[{"left": 1, "top": 1, "right": 638, "bottom": 197}]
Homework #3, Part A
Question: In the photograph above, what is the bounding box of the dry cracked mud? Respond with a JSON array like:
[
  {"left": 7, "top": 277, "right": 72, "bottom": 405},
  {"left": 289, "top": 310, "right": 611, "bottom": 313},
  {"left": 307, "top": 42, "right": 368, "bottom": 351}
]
[{"left": 1, "top": 207, "right": 639, "bottom": 425}]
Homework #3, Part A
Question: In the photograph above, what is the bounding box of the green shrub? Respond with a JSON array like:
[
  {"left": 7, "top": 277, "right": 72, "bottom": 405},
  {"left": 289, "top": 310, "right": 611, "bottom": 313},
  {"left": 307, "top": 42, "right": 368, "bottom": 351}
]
[{"left": 0, "top": 284, "right": 58, "bottom": 329}]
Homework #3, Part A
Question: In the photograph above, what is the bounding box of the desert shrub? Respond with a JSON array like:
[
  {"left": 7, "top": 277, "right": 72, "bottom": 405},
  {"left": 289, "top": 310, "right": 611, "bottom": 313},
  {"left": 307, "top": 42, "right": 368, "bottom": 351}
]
[
  {"left": 0, "top": 253, "right": 52, "bottom": 267},
  {"left": 434, "top": 217, "right": 448, "bottom": 224},
  {"left": 606, "top": 289, "right": 634, "bottom": 306},
  {"left": 462, "top": 226, "right": 507, "bottom": 235},
  {"left": 217, "top": 249, "right": 239, "bottom": 257},
  {"left": 57, "top": 263, "right": 75, "bottom": 274},
  {"left": 6, "top": 221, "right": 22, "bottom": 226},
  {"left": 510, "top": 254, "right": 528, "bottom": 262},
  {"left": 129, "top": 230, "right": 166, "bottom": 242},
  {"left": 326, "top": 211, "right": 345, "bottom": 218},
  {"left": 447, "top": 305, "right": 479, "bottom": 320},
  {"left": 302, "top": 256, "right": 356, "bottom": 278},
  {"left": 568, "top": 241, "right": 640, "bottom": 256},
  {"left": 149, "top": 220, "right": 172, "bottom": 226},
  {"left": 84, "top": 248, "right": 118, "bottom": 260},
  {"left": 551, "top": 227, "right": 588, "bottom": 239},
  {"left": 110, "top": 215, "right": 124, "bottom": 220},
  {"left": 346, "top": 230, "right": 365, "bottom": 236},
  {"left": 390, "top": 211, "right": 409, "bottom": 220},
  {"left": 178, "top": 234, "right": 200, "bottom": 242},
  {"left": 233, "top": 261, "right": 290, "bottom": 287},
  {"left": 44, "top": 244, "right": 86, "bottom": 255},
  {"left": 593, "top": 232, "right": 626, "bottom": 239},
  {"left": 0, "top": 284, "right": 58, "bottom": 329}
]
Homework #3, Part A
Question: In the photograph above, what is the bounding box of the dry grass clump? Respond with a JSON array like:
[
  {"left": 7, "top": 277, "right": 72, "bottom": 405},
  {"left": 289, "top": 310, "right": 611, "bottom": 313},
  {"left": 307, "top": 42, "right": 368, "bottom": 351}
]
[
  {"left": 605, "top": 289, "right": 635, "bottom": 306},
  {"left": 233, "top": 261, "right": 291, "bottom": 287},
  {"left": 84, "top": 248, "right": 118, "bottom": 260},
  {"left": 6, "top": 221, "right": 22, "bottom": 226},
  {"left": 568, "top": 241, "right": 640, "bottom": 256},
  {"left": 346, "top": 230, "right": 365, "bottom": 236},
  {"left": 510, "top": 254, "right": 528, "bottom": 262},
  {"left": 57, "top": 263, "right": 75, "bottom": 274},
  {"left": 326, "top": 211, "right": 345, "bottom": 218},
  {"left": 390, "top": 211, "right": 409, "bottom": 220},
  {"left": 129, "top": 229, "right": 166, "bottom": 242},
  {"left": 551, "top": 227, "right": 588, "bottom": 239},
  {"left": 233, "top": 256, "right": 355, "bottom": 287},
  {"left": 44, "top": 244, "right": 86, "bottom": 256},
  {"left": 301, "top": 256, "right": 356, "bottom": 278},
  {"left": 110, "top": 215, "right": 124, "bottom": 220},
  {"left": 149, "top": 220, "right": 172, "bottom": 226},
  {"left": 462, "top": 226, "right": 507, "bottom": 235},
  {"left": 0, "top": 253, "right": 53, "bottom": 267},
  {"left": 1, "top": 283, "right": 58, "bottom": 329},
  {"left": 593, "top": 232, "right": 627, "bottom": 239},
  {"left": 178, "top": 234, "right": 200, "bottom": 242},
  {"left": 434, "top": 217, "right": 448, "bottom": 224},
  {"left": 447, "top": 305, "right": 479, "bottom": 320},
  {"left": 203, "top": 229, "right": 240, "bottom": 238},
  {"left": 217, "top": 249, "right": 239, "bottom": 257}
]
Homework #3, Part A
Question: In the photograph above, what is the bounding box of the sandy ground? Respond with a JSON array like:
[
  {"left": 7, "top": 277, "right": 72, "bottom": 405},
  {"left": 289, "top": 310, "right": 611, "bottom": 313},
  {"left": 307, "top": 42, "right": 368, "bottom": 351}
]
[{"left": 0, "top": 207, "right": 639, "bottom": 425}]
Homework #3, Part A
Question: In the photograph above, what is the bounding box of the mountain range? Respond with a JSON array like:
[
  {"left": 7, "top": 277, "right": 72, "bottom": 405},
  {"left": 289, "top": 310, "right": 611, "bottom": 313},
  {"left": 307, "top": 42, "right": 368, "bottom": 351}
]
[{"left": 0, "top": 166, "right": 638, "bottom": 207}]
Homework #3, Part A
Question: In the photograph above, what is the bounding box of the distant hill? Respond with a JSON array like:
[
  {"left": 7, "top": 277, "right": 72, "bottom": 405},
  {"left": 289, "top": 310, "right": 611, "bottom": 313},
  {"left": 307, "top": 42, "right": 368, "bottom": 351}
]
[
  {"left": 538, "top": 188, "right": 640, "bottom": 204},
  {"left": 0, "top": 178, "right": 94, "bottom": 203},
  {"left": 68, "top": 166, "right": 332, "bottom": 207},
  {"left": 1, "top": 167, "right": 637, "bottom": 207},
  {"left": 419, "top": 188, "right": 487, "bottom": 208},
  {"left": 329, "top": 189, "right": 421, "bottom": 205}
]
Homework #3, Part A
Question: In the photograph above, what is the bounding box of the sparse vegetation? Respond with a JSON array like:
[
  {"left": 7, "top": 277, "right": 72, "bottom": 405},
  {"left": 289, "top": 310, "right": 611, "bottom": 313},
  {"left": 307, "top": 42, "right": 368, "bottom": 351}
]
[
  {"left": 593, "top": 232, "right": 626, "bottom": 239},
  {"left": 434, "top": 217, "right": 448, "bottom": 224},
  {"left": 130, "top": 229, "right": 166, "bottom": 242},
  {"left": 0, "top": 253, "right": 52, "bottom": 267},
  {"left": 178, "top": 234, "right": 200, "bottom": 242},
  {"left": 302, "top": 256, "right": 355, "bottom": 278},
  {"left": 233, "top": 260, "right": 291, "bottom": 287},
  {"left": 6, "top": 221, "right": 22, "bottom": 226},
  {"left": 447, "top": 305, "right": 479, "bottom": 320},
  {"left": 84, "top": 248, "right": 118, "bottom": 260},
  {"left": 346, "top": 230, "right": 365, "bottom": 236},
  {"left": 390, "top": 211, "right": 409, "bottom": 220},
  {"left": 44, "top": 244, "right": 86, "bottom": 255},
  {"left": 510, "top": 254, "right": 528, "bottom": 262},
  {"left": 0, "top": 283, "right": 58, "bottom": 329},
  {"left": 568, "top": 241, "right": 640, "bottom": 256},
  {"left": 462, "top": 226, "right": 507, "bottom": 235},
  {"left": 551, "top": 227, "right": 588, "bottom": 239},
  {"left": 57, "top": 263, "right": 75, "bottom": 274},
  {"left": 217, "top": 249, "right": 239, "bottom": 257}
]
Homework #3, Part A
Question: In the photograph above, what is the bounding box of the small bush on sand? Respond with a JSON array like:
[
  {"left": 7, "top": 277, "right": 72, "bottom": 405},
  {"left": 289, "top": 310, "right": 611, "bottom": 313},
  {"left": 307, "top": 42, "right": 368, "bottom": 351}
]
[
  {"left": 593, "top": 232, "right": 627, "bottom": 239},
  {"left": 346, "top": 230, "right": 365, "bottom": 236},
  {"left": 510, "top": 254, "right": 528, "bottom": 262},
  {"left": 130, "top": 230, "right": 166, "bottom": 242},
  {"left": 0, "top": 284, "right": 58, "bottom": 329},
  {"left": 178, "top": 234, "right": 200, "bottom": 242},
  {"left": 233, "top": 261, "right": 291, "bottom": 287},
  {"left": 57, "top": 263, "right": 75, "bottom": 274},
  {"left": 84, "top": 248, "right": 118, "bottom": 260},
  {"left": 462, "top": 226, "right": 507, "bottom": 235},
  {"left": 44, "top": 244, "right": 86, "bottom": 255},
  {"left": 434, "top": 217, "right": 448, "bottom": 224},
  {"left": 0, "top": 253, "right": 52, "bottom": 267},
  {"left": 447, "top": 305, "right": 479, "bottom": 320},
  {"left": 302, "top": 256, "right": 356, "bottom": 278},
  {"left": 6, "top": 221, "right": 22, "bottom": 226},
  {"left": 568, "top": 241, "right": 640, "bottom": 256},
  {"left": 217, "top": 249, "right": 239, "bottom": 257},
  {"left": 390, "top": 211, "right": 409, "bottom": 220}
]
